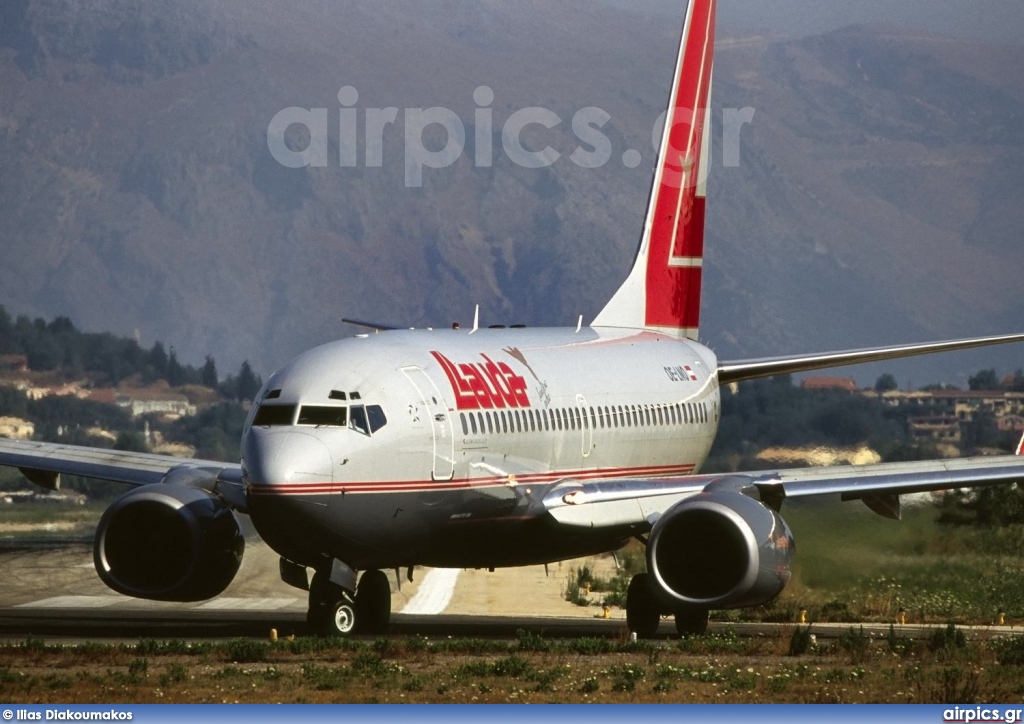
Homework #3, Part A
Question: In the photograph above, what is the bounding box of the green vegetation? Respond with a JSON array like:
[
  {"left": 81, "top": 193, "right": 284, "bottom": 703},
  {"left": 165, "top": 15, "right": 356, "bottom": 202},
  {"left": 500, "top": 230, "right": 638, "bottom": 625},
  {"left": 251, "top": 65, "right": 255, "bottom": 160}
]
[
  {"left": 2, "top": 629, "right": 1024, "bottom": 703},
  {"left": 0, "top": 304, "right": 261, "bottom": 399},
  {"left": 706, "top": 374, "right": 1021, "bottom": 474},
  {"left": 748, "top": 499, "right": 1024, "bottom": 625},
  {"left": 0, "top": 308, "right": 258, "bottom": 494}
]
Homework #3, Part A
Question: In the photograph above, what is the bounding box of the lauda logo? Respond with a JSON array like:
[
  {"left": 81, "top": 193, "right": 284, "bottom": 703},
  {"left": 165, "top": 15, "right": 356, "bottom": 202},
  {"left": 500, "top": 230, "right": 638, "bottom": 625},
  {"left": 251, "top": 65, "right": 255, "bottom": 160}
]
[{"left": 431, "top": 351, "right": 531, "bottom": 410}]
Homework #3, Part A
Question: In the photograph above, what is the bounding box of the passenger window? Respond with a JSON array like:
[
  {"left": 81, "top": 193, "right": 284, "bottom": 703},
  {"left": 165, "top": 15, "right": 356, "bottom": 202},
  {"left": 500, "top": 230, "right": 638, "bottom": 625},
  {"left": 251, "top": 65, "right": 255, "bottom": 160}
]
[
  {"left": 501, "top": 411, "right": 509, "bottom": 434},
  {"left": 367, "top": 405, "right": 387, "bottom": 433},
  {"left": 486, "top": 412, "right": 494, "bottom": 434},
  {"left": 460, "top": 413, "right": 468, "bottom": 436},
  {"left": 350, "top": 405, "right": 369, "bottom": 435}
]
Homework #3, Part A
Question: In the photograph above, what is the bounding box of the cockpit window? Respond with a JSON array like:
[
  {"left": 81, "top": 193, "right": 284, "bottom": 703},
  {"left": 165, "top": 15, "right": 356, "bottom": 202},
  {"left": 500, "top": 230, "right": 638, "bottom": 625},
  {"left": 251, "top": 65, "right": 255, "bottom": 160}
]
[
  {"left": 367, "top": 405, "right": 387, "bottom": 433},
  {"left": 252, "top": 404, "right": 296, "bottom": 426},
  {"left": 329, "top": 390, "right": 346, "bottom": 400},
  {"left": 298, "top": 406, "right": 347, "bottom": 427},
  {"left": 349, "top": 404, "right": 387, "bottom": 435},
  {"left": 264, "top": 389, "right": 282, "bottom": 400},
  {"left": 350, "top": 405, "right": 369, "bottom": 435}
]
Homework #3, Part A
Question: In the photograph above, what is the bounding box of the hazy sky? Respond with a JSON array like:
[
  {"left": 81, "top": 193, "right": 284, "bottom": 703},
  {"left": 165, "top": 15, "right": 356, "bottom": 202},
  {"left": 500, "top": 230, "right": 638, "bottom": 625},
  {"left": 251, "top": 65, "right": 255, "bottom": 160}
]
[{"left": 599, "top": 0, "right": 1024, "bottom": 44}]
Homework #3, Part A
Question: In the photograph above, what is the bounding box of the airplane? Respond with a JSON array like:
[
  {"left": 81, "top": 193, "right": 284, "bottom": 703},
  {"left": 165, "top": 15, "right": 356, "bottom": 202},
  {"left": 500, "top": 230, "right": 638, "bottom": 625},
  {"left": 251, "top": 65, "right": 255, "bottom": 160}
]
[{"left": 3, "top": 0, "right": 1024, "bottom": 639}]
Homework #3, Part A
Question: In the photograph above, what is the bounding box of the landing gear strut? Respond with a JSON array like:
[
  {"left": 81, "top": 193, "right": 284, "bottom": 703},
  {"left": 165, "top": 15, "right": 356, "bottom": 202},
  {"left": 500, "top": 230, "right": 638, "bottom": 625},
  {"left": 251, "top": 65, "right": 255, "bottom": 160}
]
[
  {"left": 625, "top": 572, "right": 661, "bottom": 639},
  {"left": 355, "top": 569, "right": 391, "bottom": 635},
  {"left": 674, "top": 607, "right": 709, "bottom": 636},
  {"left": 625, "top": 572, "right": 710, "bottom": 638},
  {"left": 307, "top": 566, "right": 392, "bottom": 636}
]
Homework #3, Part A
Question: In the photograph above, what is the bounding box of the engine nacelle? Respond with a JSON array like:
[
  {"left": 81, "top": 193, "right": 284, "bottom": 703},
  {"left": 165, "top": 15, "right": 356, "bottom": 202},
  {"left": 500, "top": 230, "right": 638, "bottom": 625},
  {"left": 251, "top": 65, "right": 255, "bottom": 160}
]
[
  {"left": 647, "top": 490, "right": 794, "bottom": 610},
  {"left": 94, "top": 484, "right": 244, "bottom": 602}
]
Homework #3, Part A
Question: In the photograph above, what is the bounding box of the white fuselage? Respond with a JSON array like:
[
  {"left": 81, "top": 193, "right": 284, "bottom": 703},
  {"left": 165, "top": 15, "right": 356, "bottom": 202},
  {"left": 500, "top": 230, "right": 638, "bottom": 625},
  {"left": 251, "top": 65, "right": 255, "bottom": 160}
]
[{"left": 243, "top": 326, "right": 721, "bottom": 569}]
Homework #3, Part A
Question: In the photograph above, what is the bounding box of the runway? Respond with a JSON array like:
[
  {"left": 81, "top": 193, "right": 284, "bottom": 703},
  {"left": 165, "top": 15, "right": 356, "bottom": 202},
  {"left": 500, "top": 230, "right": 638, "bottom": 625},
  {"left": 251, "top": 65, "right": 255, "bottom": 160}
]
[
  {"left": 1, "top": 539, "right": 1019, "bottom": 643},
  {"left": 1, "top": 605, "right": 1019, "bottom": 644}
]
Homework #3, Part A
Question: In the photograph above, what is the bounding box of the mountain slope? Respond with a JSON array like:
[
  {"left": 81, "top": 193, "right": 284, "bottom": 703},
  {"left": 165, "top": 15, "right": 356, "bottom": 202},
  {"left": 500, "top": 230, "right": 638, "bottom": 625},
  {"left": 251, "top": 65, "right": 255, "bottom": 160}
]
[{"left": 1, "top": 1, "right": 1022, "bottom": 386}]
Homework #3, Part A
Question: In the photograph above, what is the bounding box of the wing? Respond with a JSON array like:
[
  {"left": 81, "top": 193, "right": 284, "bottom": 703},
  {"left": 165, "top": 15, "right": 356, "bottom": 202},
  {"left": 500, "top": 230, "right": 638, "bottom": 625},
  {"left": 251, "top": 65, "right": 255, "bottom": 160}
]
[
  {"left": 718, "top": 332, "right": 1024, "bottom": 384},
  {"left": 0, "top": 438, "right": 246, "bottom": 512},
  {"left": 542, "top": 448, "right": 1024, "bottom": 530}
]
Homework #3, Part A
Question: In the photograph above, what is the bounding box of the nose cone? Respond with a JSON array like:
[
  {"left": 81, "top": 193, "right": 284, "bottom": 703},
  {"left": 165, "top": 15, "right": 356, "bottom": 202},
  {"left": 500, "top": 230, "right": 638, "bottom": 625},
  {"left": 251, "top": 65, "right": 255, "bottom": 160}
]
[{"left": 244, "top": 430, "right": 334, "bottom": 488}]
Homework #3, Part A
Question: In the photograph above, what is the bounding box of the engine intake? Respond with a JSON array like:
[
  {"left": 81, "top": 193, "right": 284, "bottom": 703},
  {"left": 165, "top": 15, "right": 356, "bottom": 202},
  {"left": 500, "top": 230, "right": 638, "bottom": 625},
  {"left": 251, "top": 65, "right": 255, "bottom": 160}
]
[
  {"left": 94, "top": 484, "right": 244, "bottom": 602},
  {"left": 647, "top": 490, "right": 794, "bottom": 609}
]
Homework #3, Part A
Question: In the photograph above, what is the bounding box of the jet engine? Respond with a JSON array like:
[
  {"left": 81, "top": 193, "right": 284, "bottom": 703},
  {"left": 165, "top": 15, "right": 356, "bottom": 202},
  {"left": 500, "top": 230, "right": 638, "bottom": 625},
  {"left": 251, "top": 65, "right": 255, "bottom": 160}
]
[
  {"left": 646, "top": 488, "right": 794, "bottom": 610},
  {"left": 93, "top": 484, "right": 244, "bottom": 602}
]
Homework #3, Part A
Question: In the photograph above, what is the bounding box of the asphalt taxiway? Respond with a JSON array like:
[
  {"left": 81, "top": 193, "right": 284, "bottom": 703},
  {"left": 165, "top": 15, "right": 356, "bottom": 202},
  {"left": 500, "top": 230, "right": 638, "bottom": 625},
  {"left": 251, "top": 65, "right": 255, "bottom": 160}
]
[{"left": 1, "top": 539, "right": 1019, "bottom": 643}]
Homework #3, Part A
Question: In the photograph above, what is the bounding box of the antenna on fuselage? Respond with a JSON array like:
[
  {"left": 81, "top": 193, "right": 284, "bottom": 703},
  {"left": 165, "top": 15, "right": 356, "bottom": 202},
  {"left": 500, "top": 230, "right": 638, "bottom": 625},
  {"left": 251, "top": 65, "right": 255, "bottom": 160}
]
[
  {"left": 471, "top": 304, "right": 480, "bottom": 334},
  {"left": 576, "top": 315, "right": 583, "bottom": 333}
]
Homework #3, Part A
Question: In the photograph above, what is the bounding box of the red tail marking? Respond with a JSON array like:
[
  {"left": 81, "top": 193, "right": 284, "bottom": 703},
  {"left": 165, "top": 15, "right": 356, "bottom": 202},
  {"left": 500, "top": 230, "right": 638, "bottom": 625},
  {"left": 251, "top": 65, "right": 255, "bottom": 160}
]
[
  {"left": 645, "top": 0, "right": 715, "bottom": 331},
  {"left": 1016, "top": 432, "right": 1024, "bottom": 456}
]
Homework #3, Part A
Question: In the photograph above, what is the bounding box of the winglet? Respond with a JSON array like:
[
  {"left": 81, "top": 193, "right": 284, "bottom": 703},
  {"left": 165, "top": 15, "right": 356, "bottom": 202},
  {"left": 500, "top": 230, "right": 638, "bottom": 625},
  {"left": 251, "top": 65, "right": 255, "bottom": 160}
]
[{"left": 1017, "top": 432, "right": 1024, "bottom": 456}]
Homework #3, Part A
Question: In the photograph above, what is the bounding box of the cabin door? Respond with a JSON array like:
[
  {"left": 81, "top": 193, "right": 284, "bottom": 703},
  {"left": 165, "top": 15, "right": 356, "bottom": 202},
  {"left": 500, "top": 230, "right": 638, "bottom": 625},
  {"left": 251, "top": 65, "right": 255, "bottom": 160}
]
[
  {"left": 577, "top": 394, "right": 594, "bottom": 459},
  {"left": 401, "top": 366, "right": 455, "bottom": 481}
]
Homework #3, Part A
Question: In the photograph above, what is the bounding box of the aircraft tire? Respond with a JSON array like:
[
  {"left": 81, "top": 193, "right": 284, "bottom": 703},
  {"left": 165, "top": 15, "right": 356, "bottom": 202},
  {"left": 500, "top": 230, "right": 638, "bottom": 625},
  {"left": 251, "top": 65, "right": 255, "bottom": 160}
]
[
  {"left": 674, "top": 607, "right": 709, "bottom": 636},
  {"left": 308, "top": 570, "right": 354, "bottom": 636},
  {"left": 626, "top": 573, "right": 661, "bottom": 639},
  {"left": 355, "top": 569, "right": 392, "bottom": 634},
  {"left": 324, "top": 596, "right": 358, "bottom": 637}
]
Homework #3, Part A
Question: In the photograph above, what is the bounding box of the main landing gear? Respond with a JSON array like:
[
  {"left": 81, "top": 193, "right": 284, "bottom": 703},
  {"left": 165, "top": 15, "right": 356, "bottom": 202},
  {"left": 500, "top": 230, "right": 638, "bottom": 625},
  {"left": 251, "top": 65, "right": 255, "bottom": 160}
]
[
  {"left": 308, "top": 567, "right": 392, "bottom": 637},
  {"left": 625, "top": 572, "right": 709, "bottom": 638}
]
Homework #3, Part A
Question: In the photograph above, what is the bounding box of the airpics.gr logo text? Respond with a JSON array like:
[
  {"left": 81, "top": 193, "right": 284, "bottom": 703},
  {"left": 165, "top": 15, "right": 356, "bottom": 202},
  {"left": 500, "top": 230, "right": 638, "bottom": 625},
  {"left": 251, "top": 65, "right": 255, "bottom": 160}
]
[{"left": 431, "top": 351, "right": 531, "bottom": 411}]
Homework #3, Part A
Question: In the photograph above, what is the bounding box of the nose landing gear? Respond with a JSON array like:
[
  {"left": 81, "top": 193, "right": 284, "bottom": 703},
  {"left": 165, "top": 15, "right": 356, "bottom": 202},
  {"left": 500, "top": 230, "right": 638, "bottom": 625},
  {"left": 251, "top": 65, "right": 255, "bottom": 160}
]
[{"left": 308, "top": 564, "right": 392, "bottom": 637}]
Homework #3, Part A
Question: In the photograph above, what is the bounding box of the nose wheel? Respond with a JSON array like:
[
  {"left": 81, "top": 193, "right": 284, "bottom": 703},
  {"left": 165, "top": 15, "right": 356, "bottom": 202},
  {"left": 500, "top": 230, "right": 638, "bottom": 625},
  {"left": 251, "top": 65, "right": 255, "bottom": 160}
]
[{"left": 308, "top": 567, "right": 392, "bottom": 636}]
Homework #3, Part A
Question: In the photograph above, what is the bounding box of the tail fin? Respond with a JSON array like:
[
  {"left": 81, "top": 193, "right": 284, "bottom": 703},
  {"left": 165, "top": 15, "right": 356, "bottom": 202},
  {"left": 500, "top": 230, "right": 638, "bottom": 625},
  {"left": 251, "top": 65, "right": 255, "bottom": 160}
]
[{"left": 592, "top": 0, "right": 716, "bottom": 339}]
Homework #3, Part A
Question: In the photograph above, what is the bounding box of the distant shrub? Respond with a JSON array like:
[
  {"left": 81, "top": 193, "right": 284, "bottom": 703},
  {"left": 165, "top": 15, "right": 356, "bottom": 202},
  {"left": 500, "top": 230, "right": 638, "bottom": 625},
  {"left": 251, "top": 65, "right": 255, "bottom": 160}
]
[
  {"left": 788, "top": 626, "right": 813, "bottom": 656},
  {"left": 225, "top": 637, "right": 267, "bottom": 663},
  {"left": 992, "top": 635, "right": 1024, "bottom": 666},
  {"left": 927, "top": 623, "right": 967, "bottom": 655}
]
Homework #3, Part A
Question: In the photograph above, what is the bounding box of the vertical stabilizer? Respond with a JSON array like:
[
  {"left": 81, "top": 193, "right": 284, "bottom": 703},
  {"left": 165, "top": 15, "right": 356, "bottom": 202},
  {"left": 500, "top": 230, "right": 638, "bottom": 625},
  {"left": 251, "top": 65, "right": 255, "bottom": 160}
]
[{"left": 592, "top": 0, "right": 716, "bottom": 339}]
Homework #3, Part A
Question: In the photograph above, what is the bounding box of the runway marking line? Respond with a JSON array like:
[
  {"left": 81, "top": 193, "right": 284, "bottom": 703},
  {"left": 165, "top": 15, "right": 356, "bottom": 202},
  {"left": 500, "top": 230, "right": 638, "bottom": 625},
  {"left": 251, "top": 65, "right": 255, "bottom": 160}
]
[
  {"left": 400, "top": 569, "right": 460, "bottom": 615},
  {"left": 195, "top": 597, "right": 298, "bottom": 611},
  {"left": 17, "top": 596, "right": 121, "bottom": 609}
]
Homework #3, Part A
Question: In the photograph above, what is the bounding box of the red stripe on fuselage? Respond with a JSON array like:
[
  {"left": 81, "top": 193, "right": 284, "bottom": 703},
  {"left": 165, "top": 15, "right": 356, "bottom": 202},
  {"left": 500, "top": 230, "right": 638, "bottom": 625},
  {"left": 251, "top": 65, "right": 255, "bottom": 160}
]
[{"left": 247, "top": 462, "right": 697, "bottom": 496}]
